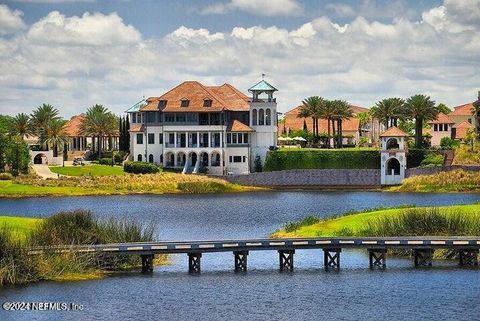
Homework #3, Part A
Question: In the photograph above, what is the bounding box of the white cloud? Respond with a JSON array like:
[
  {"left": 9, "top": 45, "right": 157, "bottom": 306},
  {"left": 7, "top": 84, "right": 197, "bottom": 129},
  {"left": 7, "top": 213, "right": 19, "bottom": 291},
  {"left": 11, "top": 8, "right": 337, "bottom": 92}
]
[
  {"left": 0, "top": 5, "right": 26, "bottom": 35},
  {"left": 201, "top": 0, "right": 303, "bottom": 16},
  {"left": 423, "top": 0, "right": 480, "bottom": 33},
  {"left": 27, "top": 11, "right": 141, "bottom": 46},
  {"left": 0, "top": 0, "right": 479, "bottom": 117},
  {"left": 325, "top": 3, "right": 355, "bottom": 17}
]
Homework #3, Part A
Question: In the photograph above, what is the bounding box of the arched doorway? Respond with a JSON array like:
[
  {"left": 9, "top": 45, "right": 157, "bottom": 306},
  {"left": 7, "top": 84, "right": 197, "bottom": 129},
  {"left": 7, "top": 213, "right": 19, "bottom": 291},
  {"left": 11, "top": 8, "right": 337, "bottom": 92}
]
[
  {"left": 200, "top": 152, "right": 209, "bottom": 166},
  {"left": 177, "top": 152, "right": 186, "bottom": 167},
  {"left": 165, "top": 152, "right": 175, "bottom": 167},
  {"left": 190, "top": 152, "right": 198, "bottom": 167},
  {"left": 33, "top": 154, "right": 48, "bottom": 164},
  {"left": 148, "top": 154, "right": 154, "bottom": 163},
  {"left": 385, "top": 158, "right": 400, "bottom": 176},
  {"left": 210, "top": 152, "right": 220, "bottom": 166}
]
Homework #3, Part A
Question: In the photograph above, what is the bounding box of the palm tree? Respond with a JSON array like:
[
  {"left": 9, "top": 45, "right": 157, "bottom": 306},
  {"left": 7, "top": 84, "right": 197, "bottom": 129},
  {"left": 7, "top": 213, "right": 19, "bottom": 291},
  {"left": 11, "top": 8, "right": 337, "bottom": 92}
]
[
  {"left": 43, "top": 119, "right": 67, "bottom": 157},
  {"left": 10, "top": 113, "right": 32, "bottom": 139},
  {"left": 472, "top": 96, "right": 480, "bottom": 134},
  {"left": 30, "top": 104, "right": 60, "bottom": 150},
  {"left": 298, "top": 96, "right": 325, "bottom": 143},
  {"left": 79, "top": 104, "right": 118, "bottom": 156},
  {"left": 370, "top": 98, "right": 404, "bottom": 129},
  {"left": 321, "top": 100, "right": 338, "bottom": 148},
  {"left": 330, "top": 100, "right": 353, "bottom": 148},
  {"left": 403, "top": 94, "right": 439, "bottom": 148}
]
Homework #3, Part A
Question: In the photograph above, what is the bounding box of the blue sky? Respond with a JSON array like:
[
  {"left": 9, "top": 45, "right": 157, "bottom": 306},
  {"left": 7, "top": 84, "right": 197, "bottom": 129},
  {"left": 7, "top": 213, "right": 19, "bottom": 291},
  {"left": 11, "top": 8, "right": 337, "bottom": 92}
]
[{"left": 0, "top": 0, "right": 479, "bottom": 117}]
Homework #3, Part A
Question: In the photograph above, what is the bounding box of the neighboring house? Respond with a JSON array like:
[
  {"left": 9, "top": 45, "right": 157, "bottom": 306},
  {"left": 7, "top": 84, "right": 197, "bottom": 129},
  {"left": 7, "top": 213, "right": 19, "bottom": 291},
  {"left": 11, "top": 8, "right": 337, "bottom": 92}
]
[
  {"left": 282, "top": 105, "right": 381, "bottom": 145},
  {"left": 126, "top": 79, "right": 278, "bottom": 175},
  {"left": 427, "top": 112, "right": 455, "bottom": 146},
  {"left": 454, "top": 121, "right": 475, "bottom": 141},
  {"left": 64, "top": 114, "right": 89, "bottom": 151},
  {"left": 63, "top": 113, "right": 119, "bottom": 153},
  {"left": 449, "top": 102, "right": 478, "bottom": 132}
]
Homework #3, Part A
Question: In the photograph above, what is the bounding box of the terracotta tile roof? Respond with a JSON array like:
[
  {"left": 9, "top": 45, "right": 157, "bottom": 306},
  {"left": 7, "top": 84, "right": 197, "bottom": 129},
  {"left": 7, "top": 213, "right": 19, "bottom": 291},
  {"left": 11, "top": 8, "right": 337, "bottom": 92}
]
[
  {"left": 454, "top": 121, "right": 474, "bottom": 139},
  {"left": 428, "top": 112, "right": 455, "bottom": 124},
  {"left": 350, "top": 105, "right": 369, "bottom": 114},
  {"left": 227, "top": 120, "right": 254, "bottom": 132},
  {"left": 140, "top": 81, "right": 249, "bottom": 113},
  {"left": 63, "top": 114, "right": 85, "bottom": 137},
  {"left": 380, "top": 126, "right": 408, "bottom": 137},
  {"left": 129, "top": 124, "right": 144, "bottom": 132},
  {"left": 450, "top": 103, "right": 475, "bottom": 116},
  {"left": 283, "top": 105, "right": 362, "bottom": 134}
]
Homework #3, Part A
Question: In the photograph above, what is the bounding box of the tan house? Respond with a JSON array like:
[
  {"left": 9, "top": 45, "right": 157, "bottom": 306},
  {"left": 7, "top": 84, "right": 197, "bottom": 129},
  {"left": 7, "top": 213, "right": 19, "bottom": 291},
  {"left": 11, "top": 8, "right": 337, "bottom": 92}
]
[
  {"left": 282, "top": 105, "right": 381, "bottom": 145},
  {"left": 427, "top": 112, "right": 455, "bottom": 146}
]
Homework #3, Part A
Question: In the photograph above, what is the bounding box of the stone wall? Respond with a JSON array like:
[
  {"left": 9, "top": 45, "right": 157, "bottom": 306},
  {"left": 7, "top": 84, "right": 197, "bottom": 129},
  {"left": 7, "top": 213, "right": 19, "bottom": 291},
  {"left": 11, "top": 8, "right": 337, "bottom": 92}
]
[
  {"left": 405, "top": 165, "right": 480, "bottom": 177},
  {"left": 223, "top": 169, "right": 381, "bottom": 187}
]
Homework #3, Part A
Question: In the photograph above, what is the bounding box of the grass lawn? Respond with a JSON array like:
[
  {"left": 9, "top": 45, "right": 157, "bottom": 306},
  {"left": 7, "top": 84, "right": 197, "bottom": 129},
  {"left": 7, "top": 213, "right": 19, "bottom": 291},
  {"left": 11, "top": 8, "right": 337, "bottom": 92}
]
[
  {"left": 0, "top": 215, "right": 42, "bottom": 240},
  {"left": 49, "top": 165, "right": 124, "bottom": 176},
  {"left": 272, "top": 203, "right": 480, "bottom": 238}
]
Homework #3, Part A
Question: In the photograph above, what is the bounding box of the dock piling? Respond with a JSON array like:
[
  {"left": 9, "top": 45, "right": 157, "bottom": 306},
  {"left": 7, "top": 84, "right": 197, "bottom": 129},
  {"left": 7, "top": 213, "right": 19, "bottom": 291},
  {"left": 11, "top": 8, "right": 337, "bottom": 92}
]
[
  {"left": 458, "top": 249, "right": 479, "bottom": 266},
  {"left": 278, "top": 250, "right": 295, "bottom": 271},
  {"left": 413, "top": 249, "right": 434, "bottom": 267},
  {"left": 323, "top": 248, "right": 341, "bottom": 270},
  {"left": 141, "top": 254, "right": 154, "bottom": 273},
  {"left": 368, "top": 249, "right": 387, "bottom": 269},
  {"left": 188, "top": 252, "right": 202, "bottom": 273},
  {"left": 234, "top": 251, "right": 249, "bottom": 272}
]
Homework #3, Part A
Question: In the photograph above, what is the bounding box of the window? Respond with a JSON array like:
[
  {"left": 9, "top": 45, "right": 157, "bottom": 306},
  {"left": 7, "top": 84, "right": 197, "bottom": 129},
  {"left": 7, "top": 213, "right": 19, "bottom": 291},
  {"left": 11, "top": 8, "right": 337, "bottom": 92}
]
[
  {"left": 233, "top": 156, "right": 242, "bottom": 163},
  {"left": 468, "top": 118, "right": 472, "bottom": 124},
  {"left": 232, "top": 133, "right": 237, "bottom": 144},
  {"left": 243, "top": 133, "right": 248, "bottom": 143},
  {"left": 132, "top": 113, "right": 137, "bottom": 123},
  {"left": 210, "top": 113, "right": 220, "bottom": 125},
  {"left": 227, "top": 133, "right": 231, "bottom": 144},
  {"left": 265, "top": 109, "right": 271, "bottom": 125},
  {"left": 136, "top": 133, "right": 143, "bottom": 144},
  {"left": 147, "top": 112, "right": 156, "bottom": 123},
  {"left": 243, "top": 156, "right": 246, "bottom": 162},
  {"left": 187, "top": 113, "right": 198, "bottom": 123},
  {"left": 229, "top": 156, "right": 232, "bottom": 162},
  {"left": 137, "top": 154, "right": 142, "bottom": 162},
  {"left": 181, "top": 99, "right": 190, "bottom": 107},
  {"left": 203, "top": 99, "right": 212, "bottom": 107},
  {"left": 159, "top": 133, "right": 163, "bottom": 144},
  {"left": 238, "top": 133, "right": 243, "bottom": 144},
  {"left": 433, "top": 124, "right": 438, "bottom": 132},
  {"left": 165, "top": 113, "right": 175, "bottom": 122},
  {"left": 259, "top": 109, "right": 265, "bottom": 125},
  {"left": 159, "top": 100, "right": 167, "bottom": 108},
  {"left": 252, "top": 109, "right": 257, "bottom": 126},
  {"left": 148, "top": 154, "right": 154, "bottom": 163},
  {"left": 168, "top": 133, "right": 175, "bottom": 145},
  {"left": 176, "top": 113, "right": 186, "bottom": 122},
  {"left": 148, "top": 133, "right": 154, "bottom": 144}
]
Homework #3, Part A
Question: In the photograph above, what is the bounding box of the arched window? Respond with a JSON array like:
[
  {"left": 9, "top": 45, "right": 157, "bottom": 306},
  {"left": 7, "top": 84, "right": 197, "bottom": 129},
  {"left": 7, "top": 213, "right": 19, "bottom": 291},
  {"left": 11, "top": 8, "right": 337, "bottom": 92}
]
[
  {"left": 137, "top": 154, "right": 142, "bottom": 162},
  {"left": 265, "top": 109, "right": 271, "bottom": 126},
  {"left": 259, "top": 109, "right": 265, "bottom": 125},
  {"left": 177, "top": 152, "right": 186, "bottom": 167},
  {"left": 252, "top": 109, "right": 257, "bottom": 126},
  {"left": 386, "top": 138, "right": 399, "bottom": 150},
  {"left": 148, "top": 154, "right": 154, "bottom": 163}
]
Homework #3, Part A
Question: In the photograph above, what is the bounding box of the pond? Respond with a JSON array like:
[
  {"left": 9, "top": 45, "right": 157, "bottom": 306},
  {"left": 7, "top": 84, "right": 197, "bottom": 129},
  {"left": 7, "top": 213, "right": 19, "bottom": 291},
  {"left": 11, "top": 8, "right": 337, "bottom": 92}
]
[{"left": 0, "top": 191, "right": 479, "bottom": 321}]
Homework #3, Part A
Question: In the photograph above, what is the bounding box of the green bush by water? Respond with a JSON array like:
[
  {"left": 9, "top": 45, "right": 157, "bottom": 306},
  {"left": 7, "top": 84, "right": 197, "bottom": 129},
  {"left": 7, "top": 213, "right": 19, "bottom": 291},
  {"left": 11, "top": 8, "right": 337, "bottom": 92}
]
[{"left": 123, "top": 161, "right": 160, "bottom": 174}]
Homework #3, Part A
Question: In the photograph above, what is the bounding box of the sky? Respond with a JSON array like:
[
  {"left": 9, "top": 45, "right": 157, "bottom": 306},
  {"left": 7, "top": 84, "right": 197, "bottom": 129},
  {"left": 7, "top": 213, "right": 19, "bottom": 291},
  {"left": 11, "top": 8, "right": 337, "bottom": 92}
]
[{"left": 0, "top": 0, "right": 479, "bottom": 117}]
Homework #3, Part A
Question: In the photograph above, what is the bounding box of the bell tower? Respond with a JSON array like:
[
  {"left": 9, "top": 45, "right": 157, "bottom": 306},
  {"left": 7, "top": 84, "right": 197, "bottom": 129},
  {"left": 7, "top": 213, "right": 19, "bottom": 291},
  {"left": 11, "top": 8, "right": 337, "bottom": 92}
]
[
  {"left": 248, "top": 77, "right": 278, "bottom": 169},
  {"left": 380, "top": 127, "right": 407, "bottom": 185}
]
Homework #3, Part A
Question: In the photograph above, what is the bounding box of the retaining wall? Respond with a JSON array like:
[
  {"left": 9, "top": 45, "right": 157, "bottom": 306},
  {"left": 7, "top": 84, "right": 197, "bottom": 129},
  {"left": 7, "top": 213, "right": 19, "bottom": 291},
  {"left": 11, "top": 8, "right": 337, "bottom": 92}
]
[{"left": 405, "top": 165, "right": 480, "bottom": 177}]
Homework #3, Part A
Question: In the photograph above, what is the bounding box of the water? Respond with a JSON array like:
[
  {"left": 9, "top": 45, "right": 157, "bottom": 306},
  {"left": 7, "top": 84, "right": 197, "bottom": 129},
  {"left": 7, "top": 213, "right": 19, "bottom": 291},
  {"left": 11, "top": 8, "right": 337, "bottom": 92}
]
[{"left": 0, "top": 191, "right": 479, "bottom": 321}]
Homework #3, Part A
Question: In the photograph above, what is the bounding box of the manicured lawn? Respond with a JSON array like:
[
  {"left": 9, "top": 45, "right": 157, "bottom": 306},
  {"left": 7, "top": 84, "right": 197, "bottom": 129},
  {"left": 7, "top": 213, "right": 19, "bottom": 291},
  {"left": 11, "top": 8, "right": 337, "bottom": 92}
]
[
  {"left": 272, "top": 203, "right": 480, "bottom": 238},
  {"left": 49, "top": 165, "right": 125, "bottom": 176}
]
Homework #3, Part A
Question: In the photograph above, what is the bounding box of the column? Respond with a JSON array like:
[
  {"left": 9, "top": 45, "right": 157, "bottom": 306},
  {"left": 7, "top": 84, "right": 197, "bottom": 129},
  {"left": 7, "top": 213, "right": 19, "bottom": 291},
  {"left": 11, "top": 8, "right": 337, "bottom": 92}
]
[
  {"left": 368, "top": 248, "right": 387, "bottom": 269},
  {"left": 174, "top": 132, "right": 177, "bottom": 148},
  {"left": 323, "top": 248, "right": 341, "bottom": 270},
  {"left": 188, "top": 253, "right": 202, "bottom": 273},
  {"left": 278, "top": 250, "right": 294, "bottom": 271},
  {"left": 234, "top": 251, "right": 249, "bottom": 272}
]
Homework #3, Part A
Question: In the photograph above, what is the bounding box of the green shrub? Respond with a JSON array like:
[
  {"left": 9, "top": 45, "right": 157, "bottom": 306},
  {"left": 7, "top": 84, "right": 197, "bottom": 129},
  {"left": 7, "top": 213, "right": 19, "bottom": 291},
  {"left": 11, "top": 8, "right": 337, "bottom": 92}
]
[
  {"left": 98, "top": 158, "right": 115, "bottom": 166},
  {"left": 264, "top": 150, "right": 380, "bottom": 171},
  {"left": 420, "top": 153, "right": 444, "bottom": 167},
  {"left": 440, "top": 137, "right": 460, "bottom": 150},
  {"left": 284, "top": 215, "right": 320, "bottom": 232},
  {"left": 0, "top": 172, "right": 13, "bottom": 180},
  {"left": 114, "top": 151, "right": 125, "bottom": 164},
  {"left": 123, "top": 161, "right": 160, "bottom": 174}
]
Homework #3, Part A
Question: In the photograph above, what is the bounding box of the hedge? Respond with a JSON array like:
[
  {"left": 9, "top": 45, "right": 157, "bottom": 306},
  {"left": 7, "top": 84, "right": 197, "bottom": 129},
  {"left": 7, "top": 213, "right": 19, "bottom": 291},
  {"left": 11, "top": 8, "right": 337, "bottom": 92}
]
[
  {"left": 264, "top": 150, "right": 380, "bottom": 171},
  {"left": 264, "top": 148, "right": 430, "bottom": 171},
  {"left": 123, "top": 161, "right": 160, "bottom": 174},
  {"left": 98, "top": 158, "right": 115, "bottom": 166}
]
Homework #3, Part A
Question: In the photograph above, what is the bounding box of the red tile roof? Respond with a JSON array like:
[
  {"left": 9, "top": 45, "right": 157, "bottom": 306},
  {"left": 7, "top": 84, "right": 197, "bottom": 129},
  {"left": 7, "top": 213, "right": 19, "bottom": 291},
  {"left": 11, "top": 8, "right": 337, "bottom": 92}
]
[
  {"left": 227, "top": 120, "right": 254, "bottom": 132},
  {"left": 140, "top": 81, "right": 249, "bottom": 113},
  {"left": 428, "top": 112, "right": 455, "bottom": 124},
  {"left": 63, "top": 114, "right": 85, "bottom": 137},
  {"left": 450, "top": 103, "right": 475, "bottom": 116},
  {"left": 129, "top": 124, "right": 144, "bottom": 132},
  {"left": 454, "top": 121, "right": 474, "bottom": 139},
  {"left": 380, "top": 127, "right": 408, "bottom": 137}
]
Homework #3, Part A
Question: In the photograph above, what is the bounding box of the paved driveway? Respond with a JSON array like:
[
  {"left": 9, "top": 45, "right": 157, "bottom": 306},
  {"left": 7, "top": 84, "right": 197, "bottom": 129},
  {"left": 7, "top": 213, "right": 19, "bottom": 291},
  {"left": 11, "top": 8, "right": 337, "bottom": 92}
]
[{"left": 32, "top": 165, "right": 59, "bottom": 179}]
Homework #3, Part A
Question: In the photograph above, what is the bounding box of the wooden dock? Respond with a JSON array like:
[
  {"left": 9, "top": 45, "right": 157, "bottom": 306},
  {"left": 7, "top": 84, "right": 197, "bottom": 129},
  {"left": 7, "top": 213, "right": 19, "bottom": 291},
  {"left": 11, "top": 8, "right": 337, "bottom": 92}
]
[{"left": 28, "top": 237, "right": 480, "bottom": 273}]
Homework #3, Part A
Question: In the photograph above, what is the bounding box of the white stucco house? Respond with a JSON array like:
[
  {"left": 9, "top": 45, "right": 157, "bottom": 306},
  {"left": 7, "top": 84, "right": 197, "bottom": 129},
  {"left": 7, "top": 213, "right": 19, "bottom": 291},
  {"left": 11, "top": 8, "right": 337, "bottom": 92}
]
[
  {"left": 126, "top": 79, "right": 278, "bottom": 175},
  {"left": 380, "top": 127, "right": 407, "bottom": 185}
]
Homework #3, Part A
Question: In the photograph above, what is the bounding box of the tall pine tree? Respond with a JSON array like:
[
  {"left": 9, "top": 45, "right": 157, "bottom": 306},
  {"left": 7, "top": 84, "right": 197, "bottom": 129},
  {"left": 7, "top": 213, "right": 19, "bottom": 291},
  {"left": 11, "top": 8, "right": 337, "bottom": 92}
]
[{"left": 125, "top": 115, "right": 130, "bottom": 152}]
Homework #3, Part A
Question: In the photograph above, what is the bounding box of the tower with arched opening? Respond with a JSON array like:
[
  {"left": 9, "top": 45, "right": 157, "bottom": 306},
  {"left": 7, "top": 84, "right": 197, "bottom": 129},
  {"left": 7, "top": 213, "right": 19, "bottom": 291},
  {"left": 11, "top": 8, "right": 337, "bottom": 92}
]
[{"left": 380, "top": 127, "right": 408, "bottom": 185}]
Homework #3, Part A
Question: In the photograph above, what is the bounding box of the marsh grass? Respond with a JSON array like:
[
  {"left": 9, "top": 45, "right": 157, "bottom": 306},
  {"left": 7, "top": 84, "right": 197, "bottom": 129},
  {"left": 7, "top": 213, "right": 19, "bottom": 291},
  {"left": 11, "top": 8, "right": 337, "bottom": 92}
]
[
  {"left": 395, "top": 169, "right": 480, "bottom": 192},
  {"left": 1, "top": 210, "right": 161, "bottom": 285},
  {"left": 361, "top": 207, "right": 480, "bottom": 236}
]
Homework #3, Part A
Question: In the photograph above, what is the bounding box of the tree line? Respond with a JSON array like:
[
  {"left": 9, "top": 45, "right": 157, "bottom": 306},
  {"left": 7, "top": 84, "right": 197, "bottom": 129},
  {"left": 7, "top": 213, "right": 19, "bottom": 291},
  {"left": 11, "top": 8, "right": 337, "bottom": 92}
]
[{"left": 297, "top": 94, "right": 478, "bottom": 149}]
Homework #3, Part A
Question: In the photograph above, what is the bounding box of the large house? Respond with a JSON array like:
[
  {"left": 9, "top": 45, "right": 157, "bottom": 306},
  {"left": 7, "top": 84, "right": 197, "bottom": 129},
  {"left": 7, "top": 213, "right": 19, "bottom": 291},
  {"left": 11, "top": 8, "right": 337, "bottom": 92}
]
[
  {"left": 428, "top": 95, "right": 478, "bottom": 146},
  {"left": 126, "top": 80, "right": 278, "bottom": 175},
  {"left": 282, "top": 105, "right": 382, "bottom": 145}
]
